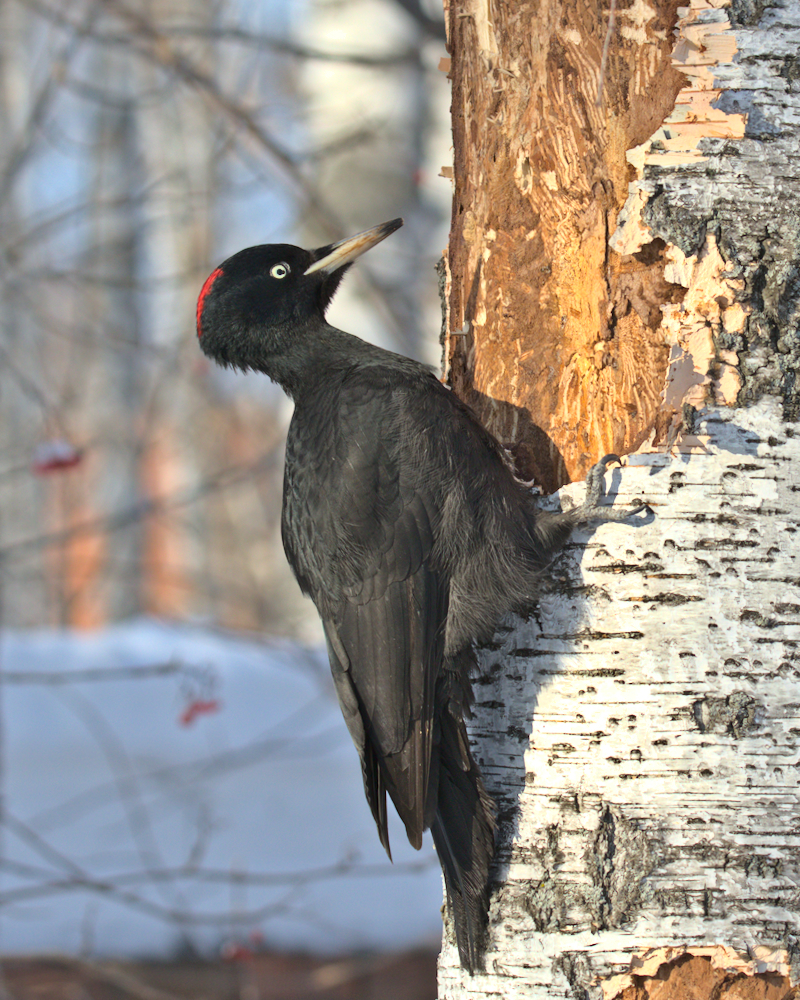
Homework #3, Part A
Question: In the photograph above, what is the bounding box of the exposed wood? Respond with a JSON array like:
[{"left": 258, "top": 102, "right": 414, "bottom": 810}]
[
  {"left": 443, "top": 0, "right": 687, "bottom": 491},
  {"left": 607, "top": 948, "right": 792, "bottom": 1000}
]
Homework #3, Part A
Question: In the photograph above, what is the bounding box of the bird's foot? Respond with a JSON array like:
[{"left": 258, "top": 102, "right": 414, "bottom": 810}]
[{"left": 571, "top": 454, "right": 648, "bottom": 524}]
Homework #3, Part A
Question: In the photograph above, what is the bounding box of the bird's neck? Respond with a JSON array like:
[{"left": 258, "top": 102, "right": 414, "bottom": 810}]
[{"left": 264, "top": 321, "right": 391, "bottom": 400}]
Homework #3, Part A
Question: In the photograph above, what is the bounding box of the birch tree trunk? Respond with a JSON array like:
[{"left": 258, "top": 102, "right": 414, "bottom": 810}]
[{"left": 438, "top": 0, "right": 800, "bottom": 996}]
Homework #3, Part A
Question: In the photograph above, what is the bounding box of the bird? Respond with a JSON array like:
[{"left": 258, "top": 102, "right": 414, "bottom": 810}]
[{"left": 196, "top": 218, "right": 644, "bottom": 972}]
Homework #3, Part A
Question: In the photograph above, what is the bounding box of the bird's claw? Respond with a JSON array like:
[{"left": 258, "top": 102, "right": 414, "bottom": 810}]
[{"left": 572, "top": 454, "right": 648, "bottom": 524}]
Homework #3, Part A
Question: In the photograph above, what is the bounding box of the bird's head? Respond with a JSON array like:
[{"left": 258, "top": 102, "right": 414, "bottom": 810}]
[{"left": 196, "top": 218, "right": 403, "bottom": 374}]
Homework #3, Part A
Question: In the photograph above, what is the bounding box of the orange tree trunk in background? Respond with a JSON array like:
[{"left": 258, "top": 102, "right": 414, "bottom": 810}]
[{"left": 443, "top": 0, "right": 685, "bottom": 492}]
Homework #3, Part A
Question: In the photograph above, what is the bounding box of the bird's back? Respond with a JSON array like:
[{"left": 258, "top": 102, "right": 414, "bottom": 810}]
[{"left": 282, "top": 354, "right": 572, "bottom": 651}]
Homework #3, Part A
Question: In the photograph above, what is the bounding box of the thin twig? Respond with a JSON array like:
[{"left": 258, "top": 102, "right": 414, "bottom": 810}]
[{"left": 0, "top": 660, "right": 188, "bottom": 684}]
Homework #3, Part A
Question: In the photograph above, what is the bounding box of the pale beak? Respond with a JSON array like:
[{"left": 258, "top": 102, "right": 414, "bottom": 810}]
[{"left": 304, "top": 218, "right": 404, "bottom": 276}]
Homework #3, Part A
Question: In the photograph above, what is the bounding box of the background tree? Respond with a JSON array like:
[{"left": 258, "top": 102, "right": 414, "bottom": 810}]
[
  {"left": 438, "top": 0, "right": 800, "bottom": 996},
  {"left": 0, "top": 0, "right": 450, "bottom": 973},
  {"left": 0, "top": 0, "right": 449, "bottom": 636}
]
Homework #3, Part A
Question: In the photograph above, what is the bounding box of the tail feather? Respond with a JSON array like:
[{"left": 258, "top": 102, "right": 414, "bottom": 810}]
[
  {"left": 431, "top": 661, "right": 495, "bottom": 973},
  {"left": 363, "top": 740, "right": 392, "bottom": 859}
]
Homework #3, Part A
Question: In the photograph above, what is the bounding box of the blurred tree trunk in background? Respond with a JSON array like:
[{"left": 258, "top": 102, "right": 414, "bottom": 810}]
[
  {"left": 0, "top": 0, "right": 56, "bottom": 624},
  {"left": 78, "top": 56, "right": 143, "bottom": 626},
  {"left": 439, "top": 0, "right": 800, "bottom": 996}
]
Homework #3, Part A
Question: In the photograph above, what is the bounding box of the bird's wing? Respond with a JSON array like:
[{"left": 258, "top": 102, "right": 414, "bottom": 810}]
[{"left": 282, "top": 370, "right": 447, "bottom": 852}]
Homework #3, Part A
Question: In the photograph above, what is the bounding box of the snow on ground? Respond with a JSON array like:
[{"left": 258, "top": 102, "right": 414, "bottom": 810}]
[{"left": 0, "top": 620, "right": 443, "bottom": 957}]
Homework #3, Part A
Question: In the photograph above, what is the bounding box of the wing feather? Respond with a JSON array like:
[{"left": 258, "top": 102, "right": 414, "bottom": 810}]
[{"left": 283, "top": 370, "right": 448, "bottom": 851}]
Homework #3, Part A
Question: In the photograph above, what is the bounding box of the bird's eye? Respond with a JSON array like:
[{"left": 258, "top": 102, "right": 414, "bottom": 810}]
[{"left": 270, "top": 263, "right": 290, "bottom": 279}]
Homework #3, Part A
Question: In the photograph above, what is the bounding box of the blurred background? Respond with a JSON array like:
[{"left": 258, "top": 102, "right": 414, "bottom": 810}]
[{"left": 0, "top": 0, "right": 452, "bottom": 995}]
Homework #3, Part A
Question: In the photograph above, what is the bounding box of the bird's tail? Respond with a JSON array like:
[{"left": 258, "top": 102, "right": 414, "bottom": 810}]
[{"left": 431, "top": 651, "right": 496, "bottom": 973}]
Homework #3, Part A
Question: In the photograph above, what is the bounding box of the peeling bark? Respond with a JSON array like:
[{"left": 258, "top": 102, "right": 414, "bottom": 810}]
[{"left": 611, "top": 950, "right": 793, "bottom": 1000}]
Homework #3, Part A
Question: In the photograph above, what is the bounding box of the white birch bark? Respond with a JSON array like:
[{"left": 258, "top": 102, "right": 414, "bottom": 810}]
[{"left": 440, "top": 407, "right": 800, "bottom": 995}]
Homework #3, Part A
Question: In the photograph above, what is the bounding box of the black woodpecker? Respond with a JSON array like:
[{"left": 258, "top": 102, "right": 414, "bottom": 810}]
[{"left": 196, "top": 218, "right": 645, "bottom": 971}]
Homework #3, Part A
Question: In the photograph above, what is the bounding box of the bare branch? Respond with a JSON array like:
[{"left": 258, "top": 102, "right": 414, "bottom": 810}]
[
  {"left": 153, "top": 24, "right": 423, "bottom": 68},
  {"left": 0, "top": 448, "right": 282, "bottom": 564},
  {"left": 0, "top": 659, "right": 193, "bottom": 684}
]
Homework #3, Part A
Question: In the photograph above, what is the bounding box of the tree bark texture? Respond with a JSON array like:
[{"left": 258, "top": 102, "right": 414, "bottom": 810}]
[
  {"left": 439, "top": 0, "right": 800, "bottom": 995},
  {"left": 439, "top": 422, "right": 800, "bottom": 997},
  {"left": 443, "top": 0, "right": 747, "bottom": 492}
]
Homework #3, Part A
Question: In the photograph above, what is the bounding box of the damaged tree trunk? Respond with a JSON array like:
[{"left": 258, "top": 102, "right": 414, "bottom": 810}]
[{"left": 439, "top": 0, "right": 800, "bottom": 996}]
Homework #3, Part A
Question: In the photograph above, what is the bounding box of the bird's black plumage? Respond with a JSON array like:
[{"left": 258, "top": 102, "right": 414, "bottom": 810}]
[{"left": 196, "top": 219, "right": 643, "bottom": 971}]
